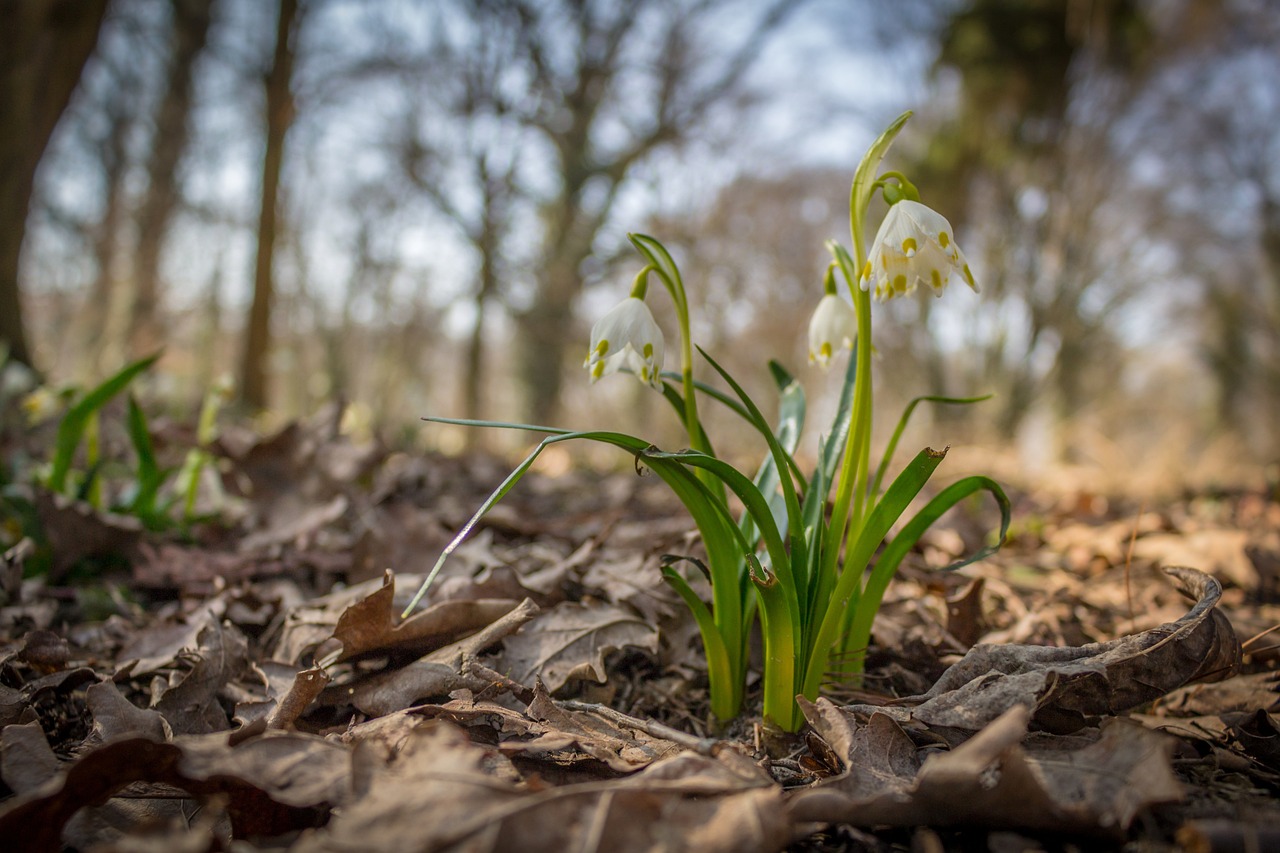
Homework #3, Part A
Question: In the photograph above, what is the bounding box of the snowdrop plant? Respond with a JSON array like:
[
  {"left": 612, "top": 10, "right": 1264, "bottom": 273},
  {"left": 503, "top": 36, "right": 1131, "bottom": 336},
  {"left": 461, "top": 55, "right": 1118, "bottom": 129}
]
[{"left": 405, "top": 112, "right": 1009, "bottom": 733}]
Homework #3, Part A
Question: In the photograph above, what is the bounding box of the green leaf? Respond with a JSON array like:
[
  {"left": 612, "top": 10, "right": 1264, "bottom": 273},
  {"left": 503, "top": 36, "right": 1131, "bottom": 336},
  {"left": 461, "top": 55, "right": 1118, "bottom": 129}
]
[
  {"left": 47, "top": 354, "right": 160, "bottom": 493},
  {"left": 643, "top": 448, "right": 795, "bottom": 607},
  {"left": 870, "top": 394, "right": 993, "bottom": 500},
  {"left": 124, "top": 395, "right": 165, "bottom": 524},
  {"left": 696, "top": 349, "right": 805, "bottom": 564},
  {"left": 802, "top": 446, "right": 948, "bottom": 699},
  {"left": 407, "top": 417, "right": 757, "bottom": 719},
  {"left": 842, "top": 475, "right": 1011, "bottom": 674},
  {"left": 741, "top": 361, "right": 806, "bottom": 551},
  {"left": 662, "top": 564, "right": 738, "bottom": 721}
]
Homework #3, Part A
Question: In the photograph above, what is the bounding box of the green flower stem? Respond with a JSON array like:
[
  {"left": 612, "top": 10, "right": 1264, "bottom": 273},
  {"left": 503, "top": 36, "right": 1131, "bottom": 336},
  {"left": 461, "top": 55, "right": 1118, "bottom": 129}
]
[
  {"left": 813, "top": 113, "right": 912, "bottom": 695},
  {"left": 629, "top": 234, "right": 717, "bottom": 495}
]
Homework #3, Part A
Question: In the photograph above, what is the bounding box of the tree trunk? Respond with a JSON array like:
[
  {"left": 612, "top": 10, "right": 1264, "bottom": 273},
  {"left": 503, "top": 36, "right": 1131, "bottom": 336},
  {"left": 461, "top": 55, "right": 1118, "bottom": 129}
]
[
  {"left": 0, "top": 0, "right": 108, "bottom": 371},
  {"left": 519, "top": 250, "right": 583, "bottom": 425},
  {"left": 239, "top": 0, "right": 299, "bottom": 411},
  {"left": 128, "top": 0, "right": 214, "bottom": 359},
  {"left": 78, "top": 85, "right": 132, "bottom": 373}
]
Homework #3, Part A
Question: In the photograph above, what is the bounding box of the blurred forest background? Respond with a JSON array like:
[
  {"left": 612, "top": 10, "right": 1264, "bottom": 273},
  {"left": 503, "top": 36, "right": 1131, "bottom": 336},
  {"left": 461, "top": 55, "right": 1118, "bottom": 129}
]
[{"left": 2, "top": 0, "right": 1277, "bottom": 494}]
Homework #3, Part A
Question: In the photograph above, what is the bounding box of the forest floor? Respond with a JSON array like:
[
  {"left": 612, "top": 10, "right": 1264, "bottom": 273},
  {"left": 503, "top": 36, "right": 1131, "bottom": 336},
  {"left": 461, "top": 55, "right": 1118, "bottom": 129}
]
[{"left": 2, "top": 405, "right": 1279, "bottom": 852}]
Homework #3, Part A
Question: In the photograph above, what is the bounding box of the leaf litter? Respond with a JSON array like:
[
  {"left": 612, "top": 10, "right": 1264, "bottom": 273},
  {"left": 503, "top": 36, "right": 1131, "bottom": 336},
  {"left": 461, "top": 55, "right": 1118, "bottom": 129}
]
[{"left": 2, "top": 411, "right": 1279, "bottom": 851}]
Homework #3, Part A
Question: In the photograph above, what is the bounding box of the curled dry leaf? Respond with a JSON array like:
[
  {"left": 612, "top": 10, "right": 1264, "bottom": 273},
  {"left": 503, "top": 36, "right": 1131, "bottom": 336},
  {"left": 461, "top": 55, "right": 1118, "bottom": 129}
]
[
  {"left": 501, "top": 601, "right": 660, "bottom": 693},
  {"left": 272, "top": 569, "right": 521, "bottom": 666},
  {"left": 0, "top": 730, "right": 351, "bottom": 850},
  {"left": 867, "top": 567, "right": 1241, "bottom": 733},
  {"left": 292, "top": 721, "right": 789, "bottom": 853},
  {"left": 320, "top": 599, "right": 541, "bottom": 716},
  {"left": 791, "top": 702, "right": 1182, "bottom": 836},
  {"left": 317, "top": 570, "right": 520, "bottom": 666}
]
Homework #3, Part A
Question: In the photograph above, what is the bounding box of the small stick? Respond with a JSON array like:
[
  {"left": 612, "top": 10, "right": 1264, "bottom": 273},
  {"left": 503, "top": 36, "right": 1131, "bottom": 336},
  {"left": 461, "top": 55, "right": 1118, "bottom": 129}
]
[
  {"left": 558, "top": 699, "right": 720, "bottom": 755},
  {"left": 1241, "top": 622, "right": 1280, "bottom": 650},
  {"left": 1122, "top": 499, "right": 1146, "bottom": 628}
]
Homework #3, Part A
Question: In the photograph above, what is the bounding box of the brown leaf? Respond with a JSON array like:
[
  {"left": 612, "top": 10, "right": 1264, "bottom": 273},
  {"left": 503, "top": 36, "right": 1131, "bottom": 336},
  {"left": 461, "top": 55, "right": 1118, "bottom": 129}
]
[
  {"left": 501, "top": 601, "right": 659, "bottom": 692},
  {"left": 265, "top": 667, "right": 329, "bottom": 729},
  {"left": 86, "top": 681, "right": 172, "bottom": 743},
  {"left": 151, "top": 621, "right": 251, "bottom": 734},
  {"left": 323, "top": 599, "right": 541, "bottom": 716},
  {"left": 33, "top": 490, "right": 143, "bottom": 582},
  {"left": 792, "top": 702, "right": 1182, "bottom": 836},
  {"left": 1, "top": 721, "right": 61, "bottom": 793},
  {"left": 869, "top": 567, "right": 1240, "bottom": 733},
  {"left": 292, "top": 721, "right": 789, "bottom": 853},
  {"left": 0, "top": 729, "right": 351, "bottom": 850},
  {"left": 1225, "top": 709, "right": 1280, "bottom": 771},
  {"left": 511, "top": 684, "right": 684, "bottom": 772},
  {"left": 319, "top": 569, "right": 520, "bottom": 665}
]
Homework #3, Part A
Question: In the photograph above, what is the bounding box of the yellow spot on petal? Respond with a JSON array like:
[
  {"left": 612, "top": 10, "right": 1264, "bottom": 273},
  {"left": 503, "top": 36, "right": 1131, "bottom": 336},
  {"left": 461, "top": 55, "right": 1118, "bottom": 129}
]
[
  {"left": 596, "top": 339, "right": 609, "bottom": 356},
  {"left": 860, "top": 260, "right": 872, "bottom": 281},
  {"left": 592, "top": 361, "right": 604, "bottom": 379},
  {"left": 893, "top": 274, "right": 907, "bottom": 292},
  {"left": 938, "top": 231, "right": 950, "bottom": 248},
  {"left": 902, "top": 237, "right": 917, "bottom": 255},
  {"left": 643, "top": 342, "right": 653, "bottom": 359},
  {"left": 931, "top": 269, "right": 942, "bottom": 289},
  {"left": 820, "top": 342, "right": 832, "bottom": 359},
  {"left": 964, "top": 265, "right": 975, "bottom": 287}
]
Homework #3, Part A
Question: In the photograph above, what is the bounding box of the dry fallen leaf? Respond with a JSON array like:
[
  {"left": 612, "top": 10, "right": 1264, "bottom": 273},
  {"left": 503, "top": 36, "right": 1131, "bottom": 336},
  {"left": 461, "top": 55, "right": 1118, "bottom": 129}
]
[
  {"left": 864, "top": 567, "right": 1240, "bottom": 733},
  {"left": 501, "top": 601, "right": 659, "bottom": 692},
  {"left": 292, "top": 721, "right": 789, "bottom": 853},
  {"left": 791, "top": 702, "right": 1182, "bottom": 836}
]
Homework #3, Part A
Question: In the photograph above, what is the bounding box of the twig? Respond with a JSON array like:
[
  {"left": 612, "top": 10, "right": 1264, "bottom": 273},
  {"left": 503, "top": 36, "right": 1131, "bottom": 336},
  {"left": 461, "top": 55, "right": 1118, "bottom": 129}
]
[
  {"left": 1123, "top": 499, "right": 1146, "bottom": 628},
  {"left": 558, "top": 699, "right": 720, "bottom": 755},
  {"left": 1241, "top": 622, "right": 1280, "bottom": 650}
]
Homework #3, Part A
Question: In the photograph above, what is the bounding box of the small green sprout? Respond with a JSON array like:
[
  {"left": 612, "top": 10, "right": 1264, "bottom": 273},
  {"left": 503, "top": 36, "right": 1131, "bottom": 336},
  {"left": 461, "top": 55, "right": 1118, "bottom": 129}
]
[{"left": 406, "top": 111, "right": 1010, "bottom": 733}]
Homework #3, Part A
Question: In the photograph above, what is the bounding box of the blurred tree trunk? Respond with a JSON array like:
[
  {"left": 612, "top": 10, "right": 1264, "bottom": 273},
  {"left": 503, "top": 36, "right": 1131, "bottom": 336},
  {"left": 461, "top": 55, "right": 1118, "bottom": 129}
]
[
  {"left": 80, "top": 77, "right": 134, "bottom": 371},
  {"left": 128, "top": 0, "right": 214, "bottom": 359},
  {"left": 0, "top": 0, "right": 108, "bottom": 371},
  {"left": 461, "top": 162, "right": 510, "bottom": 425},
  {"left": 239, "top": 0, "right": 300, "bottom": 411},
  {"left": 511, "top": 0, "right": 795, "bottom": 425}
]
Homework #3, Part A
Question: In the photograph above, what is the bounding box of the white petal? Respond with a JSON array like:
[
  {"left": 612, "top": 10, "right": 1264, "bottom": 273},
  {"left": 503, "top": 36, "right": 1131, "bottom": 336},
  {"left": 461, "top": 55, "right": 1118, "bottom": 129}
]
[
  {"left": 808, "top": 294, "right": 857, "bottom": 368},
  {"left": 585, "top": 297, "right": 665, "bottom": 387}
]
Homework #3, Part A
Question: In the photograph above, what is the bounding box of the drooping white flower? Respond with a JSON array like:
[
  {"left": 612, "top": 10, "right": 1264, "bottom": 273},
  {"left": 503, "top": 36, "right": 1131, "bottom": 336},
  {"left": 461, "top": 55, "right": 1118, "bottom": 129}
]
[
  {"left": 584, "top": 296, "right": 665, "bottom": 388},
  {"left": 807, "top": 293, "right": 857, "bottom": 369},
  {"left": 861, "top": 200, "right": 978, "bottom": 301}
]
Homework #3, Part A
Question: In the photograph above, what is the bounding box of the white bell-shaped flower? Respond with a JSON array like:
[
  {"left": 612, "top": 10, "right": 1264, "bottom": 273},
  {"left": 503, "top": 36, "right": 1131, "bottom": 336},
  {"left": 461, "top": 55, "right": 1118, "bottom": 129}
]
[
  {"left": 584, "top": 297, "right": 665, "bottom": 388},
  {"left": 861, "top": 200, "right": 978, "bottom": 301},
  {"left": 807, "top": 293, "right": 857, "bottom": 369}
]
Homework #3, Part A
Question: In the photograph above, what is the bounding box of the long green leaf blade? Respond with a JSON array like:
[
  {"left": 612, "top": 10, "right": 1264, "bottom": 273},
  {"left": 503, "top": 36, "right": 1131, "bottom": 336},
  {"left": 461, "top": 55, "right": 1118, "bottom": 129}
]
[
  {"left": 842, "top": 475, "right": 1011, "bottom": 674},
  {"left": 48, "top": 353, "right": 161, "bottom": 493}
]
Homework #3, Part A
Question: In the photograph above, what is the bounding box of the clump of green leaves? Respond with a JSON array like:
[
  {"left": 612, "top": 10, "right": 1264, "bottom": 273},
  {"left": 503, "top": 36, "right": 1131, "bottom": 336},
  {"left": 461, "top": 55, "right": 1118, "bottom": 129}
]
[
  {"left": 2, "top": 353, "right": 229, "bottom": 576},
  {"left": 406, "top": 112, "right": 1010, "bottom": 732}
]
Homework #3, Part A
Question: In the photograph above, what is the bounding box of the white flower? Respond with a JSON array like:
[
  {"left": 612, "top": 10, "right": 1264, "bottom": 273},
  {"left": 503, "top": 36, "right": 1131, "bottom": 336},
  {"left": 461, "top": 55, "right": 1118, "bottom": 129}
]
[
  {"left": 861, "top": 200, "right": 978, "bottom": 301},
  {"left": 807, "top": 293, "right": 857, "bottom": 369},
  {"left": 584, "top": 297, "right": 665, "bottom": 388}
]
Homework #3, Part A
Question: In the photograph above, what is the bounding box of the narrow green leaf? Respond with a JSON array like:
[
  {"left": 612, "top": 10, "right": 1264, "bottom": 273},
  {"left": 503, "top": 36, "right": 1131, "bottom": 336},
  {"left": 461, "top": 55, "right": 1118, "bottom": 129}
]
[
  {"left": 802, "top": 446, "right": 947, "bottom": 699},
  {"left": 842, "top": 475, "right": 1011, "bottom": 674},
  {"left": 870, "top": 394, "right": 993, "bottom": 500},
  {"left": 48, "top": 353, "right": 161, "bottom": 493},
  {"left": 697, "top": 348, "right": 805, "bottom": 566},
  {"left": 124, "top": 395, "right": 164, "bottom": 521},
  {"left": 662, "top": 564, "right": 738, "bottom": 721}
]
